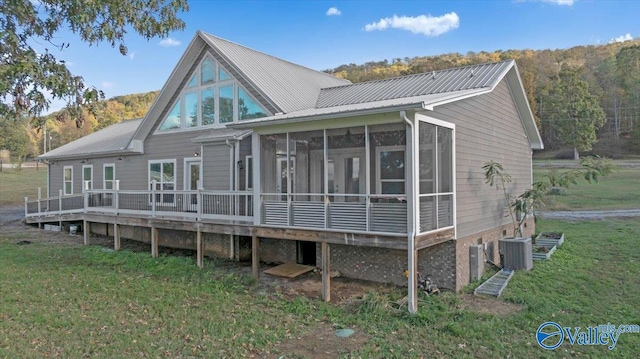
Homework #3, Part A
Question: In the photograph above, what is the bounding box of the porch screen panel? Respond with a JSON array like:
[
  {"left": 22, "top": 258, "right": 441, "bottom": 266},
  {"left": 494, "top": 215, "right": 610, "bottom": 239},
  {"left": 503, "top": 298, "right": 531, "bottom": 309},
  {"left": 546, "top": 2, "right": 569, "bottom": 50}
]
[
  {"left": 327, "top": 126, "right": 366, "bottom": 231},
  {"left": 290, "top": 130, "right": 325, "bottom": 228},
  {"left": 419, "top": 122, "right": 454, "bottom": 233},
  {"left": 368, "top": 123, "right": 407, "bottom": 234},
  {"left": 260, "top": 133, "right": 288, "bottom": 226}
]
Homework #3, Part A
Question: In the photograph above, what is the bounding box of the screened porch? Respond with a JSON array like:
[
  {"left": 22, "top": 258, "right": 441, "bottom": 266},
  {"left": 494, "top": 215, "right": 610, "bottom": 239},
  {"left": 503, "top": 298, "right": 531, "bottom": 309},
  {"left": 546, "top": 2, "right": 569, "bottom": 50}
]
[{"left": 257, "top": 118, "right": 455, "bottom": 236}]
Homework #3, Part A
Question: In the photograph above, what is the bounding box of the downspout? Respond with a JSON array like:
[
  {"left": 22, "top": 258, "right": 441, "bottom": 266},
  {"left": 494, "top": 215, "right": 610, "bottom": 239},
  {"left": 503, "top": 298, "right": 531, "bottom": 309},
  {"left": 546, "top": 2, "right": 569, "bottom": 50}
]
[
  {"left": 401, "top": 110, "right": 418, "bottom": 314},
  {"left": 225, "top": 139, "right": 235, "bottom": 260}
]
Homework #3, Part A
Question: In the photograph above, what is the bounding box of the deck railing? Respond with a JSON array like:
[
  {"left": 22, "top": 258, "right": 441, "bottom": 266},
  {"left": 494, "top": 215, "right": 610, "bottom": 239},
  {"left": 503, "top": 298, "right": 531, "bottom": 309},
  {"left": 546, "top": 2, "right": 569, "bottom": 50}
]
[
  {"left": 260, "top": 193, "right": 408, "bottom": 235},
  {"left": 25, "top": 189, "right": 253, "bottom": 223}
]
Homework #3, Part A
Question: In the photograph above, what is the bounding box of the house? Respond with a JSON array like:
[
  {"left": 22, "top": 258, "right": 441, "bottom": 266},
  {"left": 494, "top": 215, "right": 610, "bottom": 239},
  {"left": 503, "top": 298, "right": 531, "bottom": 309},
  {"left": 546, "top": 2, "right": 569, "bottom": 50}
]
[{"left": 28, "top": 31, "right": 543, "bottom": 312}]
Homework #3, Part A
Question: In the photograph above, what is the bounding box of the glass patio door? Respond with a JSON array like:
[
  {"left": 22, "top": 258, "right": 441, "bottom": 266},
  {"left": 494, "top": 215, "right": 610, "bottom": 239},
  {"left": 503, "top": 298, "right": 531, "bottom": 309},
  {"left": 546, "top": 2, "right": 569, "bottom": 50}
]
[{"left": 311, "top": 150, "right": 364, "bottom": 202}]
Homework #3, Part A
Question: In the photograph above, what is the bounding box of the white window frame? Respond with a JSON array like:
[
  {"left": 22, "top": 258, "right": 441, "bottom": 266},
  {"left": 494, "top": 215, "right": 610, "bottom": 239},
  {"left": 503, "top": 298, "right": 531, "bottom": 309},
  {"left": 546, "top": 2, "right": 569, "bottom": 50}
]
[
  {"left": 375, "top": 145, "right": 406, "bottom": 195},
  {"left": 156, "top": 53, "right": 268, "bottom": 133},
  {"left": 148, "top": 159, "right": 177, "bottom": 204},
  {"left": 63, "top": 165, "right": 73, "bottom": 195},
  {"left": 103, "top": 163, "right": 115, "bottom": 190},
  {"left": 82, "top": 164, "right": 93, "bottom": 191}
]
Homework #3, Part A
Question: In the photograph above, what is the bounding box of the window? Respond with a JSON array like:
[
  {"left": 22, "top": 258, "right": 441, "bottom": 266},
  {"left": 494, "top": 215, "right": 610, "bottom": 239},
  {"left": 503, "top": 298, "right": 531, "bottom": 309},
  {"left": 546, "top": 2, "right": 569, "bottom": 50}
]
[
  {"left": 185, "top": 92, "right": 198, "bottom": 128},
  {"left": 63, "top": 166, "right": 73, "bottom": 195},
  {"left": 160, "top": 100, "right": 181, "bottom": 130},
  {"left": 82, "top": 165, "right": 93, "bottom": 191},
  {"left": 104, "top": 164, "right": 115, "bottom": 189},
  {"left": 219, "top": 85, "right": 234, "bottom": 123},
  {"left": 376, "top": 146, "right": 405, "bottom": 194},
  {"left": 238, "top": 88, "right": 268, "bottom": 120},
  {"left": 157, "top": 54, "right": 268, "bottom": 132},
  {"left": 149, "top": 160, "right": 176, "bottom": 203}
]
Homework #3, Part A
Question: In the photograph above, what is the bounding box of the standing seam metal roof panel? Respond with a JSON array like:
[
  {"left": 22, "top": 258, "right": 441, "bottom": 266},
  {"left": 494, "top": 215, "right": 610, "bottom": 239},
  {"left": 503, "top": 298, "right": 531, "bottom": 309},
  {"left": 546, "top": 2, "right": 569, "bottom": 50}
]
[
  {"left": 315, "top": 61, "right": 513, "bottom": 109},
  {"left": 200, "top": 32, "right": 351, "bottom": 114}
]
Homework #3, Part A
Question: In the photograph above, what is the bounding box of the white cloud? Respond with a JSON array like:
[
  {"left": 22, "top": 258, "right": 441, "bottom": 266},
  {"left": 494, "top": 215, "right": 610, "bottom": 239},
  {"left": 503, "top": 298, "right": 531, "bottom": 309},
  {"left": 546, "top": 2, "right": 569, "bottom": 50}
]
[
  {"left": 364, "top": 12, "right": 459, "bottom": 37},
  {"left": 159, "top": 37, "right": 181, "bottom": 47},
  {"left": 609, "top": 33, "right": 633, "bottom": 43},
  {"left": 542, "top": 0, "right": 575, "bottom": 5},
  {"left": 129, "top": 51, "right": 136, "bottom": 60},
  {"left": 102, "top": 81, "right": 114, "bottom": 89},
  {"left": 326, "top": 7, "right": 341, "bottom": 16}
]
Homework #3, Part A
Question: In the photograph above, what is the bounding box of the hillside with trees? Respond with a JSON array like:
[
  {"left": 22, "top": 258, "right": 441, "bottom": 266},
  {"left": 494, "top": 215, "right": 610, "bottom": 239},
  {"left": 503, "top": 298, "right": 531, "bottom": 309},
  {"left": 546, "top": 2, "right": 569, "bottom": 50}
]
[
  {"left": 0, "top": 91, "right": 158, "bottom": 164},
  {"left": 3, "top": 39, "right": 640, "bottom": 163},
  {"left": 326, "top": 39, "right": 640, "bottom": 158}
]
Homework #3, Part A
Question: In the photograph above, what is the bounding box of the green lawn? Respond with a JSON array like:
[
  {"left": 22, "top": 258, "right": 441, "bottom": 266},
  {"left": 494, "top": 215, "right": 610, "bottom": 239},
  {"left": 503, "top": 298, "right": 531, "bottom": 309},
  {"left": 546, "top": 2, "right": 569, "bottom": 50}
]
[
  {"left": 0, "top": 166, "right": 47, "bottom": 206},
  {"left": 1, "top": 218, "right": 639, "bottom": 358},
  {"left": 533, "top": 168, "right": 640, "bottom": 211}
]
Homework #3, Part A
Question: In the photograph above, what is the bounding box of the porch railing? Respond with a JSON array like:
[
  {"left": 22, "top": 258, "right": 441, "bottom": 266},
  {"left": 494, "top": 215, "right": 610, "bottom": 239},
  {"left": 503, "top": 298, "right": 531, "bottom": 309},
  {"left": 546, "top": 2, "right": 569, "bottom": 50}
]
[
  {"left": 261, "top": 193, "right": 408, "bottom": 235},
  {"left": 25, "top": 189, "right": 253, "bottom": 223}
]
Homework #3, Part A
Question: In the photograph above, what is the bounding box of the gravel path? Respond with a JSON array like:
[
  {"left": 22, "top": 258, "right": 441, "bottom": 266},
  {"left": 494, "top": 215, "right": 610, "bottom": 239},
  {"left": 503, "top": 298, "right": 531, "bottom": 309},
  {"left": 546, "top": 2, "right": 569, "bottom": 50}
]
[{"left": 537, "top": 209, "right": 640, "bottom": 220}]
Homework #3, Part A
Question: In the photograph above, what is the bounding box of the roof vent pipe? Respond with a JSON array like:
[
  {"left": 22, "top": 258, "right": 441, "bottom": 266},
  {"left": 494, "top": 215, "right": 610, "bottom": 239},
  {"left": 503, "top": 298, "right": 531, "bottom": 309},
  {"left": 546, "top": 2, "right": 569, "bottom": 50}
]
[
  {"left": 470, "top": 69, "right": 474, "bottom": 77},
  {"left": 432, "top": 71, "right": 435, "bottom": 79}
]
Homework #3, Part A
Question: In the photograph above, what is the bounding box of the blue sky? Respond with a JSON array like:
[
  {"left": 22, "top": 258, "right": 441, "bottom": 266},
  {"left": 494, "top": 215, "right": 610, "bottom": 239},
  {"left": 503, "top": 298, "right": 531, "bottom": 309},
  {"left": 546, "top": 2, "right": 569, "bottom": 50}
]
[{"left": 44, "top": 0, "right": 639, "bottom": 113}]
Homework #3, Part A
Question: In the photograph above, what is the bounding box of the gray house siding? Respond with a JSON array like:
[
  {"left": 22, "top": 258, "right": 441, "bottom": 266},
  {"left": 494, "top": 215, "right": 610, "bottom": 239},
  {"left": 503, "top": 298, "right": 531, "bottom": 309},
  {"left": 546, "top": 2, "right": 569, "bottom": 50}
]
[
  {"left": 202, "top": 143, "right": 232, "bottom": 190},
  {"left": 428, "top": 79, "right": 532, "bottom": 238}
]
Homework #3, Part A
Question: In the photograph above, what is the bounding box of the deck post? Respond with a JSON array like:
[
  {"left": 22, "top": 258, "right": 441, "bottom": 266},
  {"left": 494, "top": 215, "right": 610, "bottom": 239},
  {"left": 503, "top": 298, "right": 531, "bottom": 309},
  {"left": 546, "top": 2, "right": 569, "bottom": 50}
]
[
  {"left": 321, "top": 242, "right": 331, "bottom": 302},
  {"left": 196, "top": 226, "right": 204, "bottom": 268},
  {"left": 58, "top": 189, "right": 63, "bottom": 228},
  {"left": 113, "top": 223, "right": 120, "bottom": 251},
  {"left": 151, "top": 180, "right": 157, "bottom": 218},
  {"left": 83, "top": 220, "right": 89, "bottom": 245},
  {"left": 151, "top": 227, "right": 158, "bottom": 258},
  {"left": 251, "top": 234, "right": 259, "bottom": 278},
  {"left": 114, "top": 180, "right": 120, "bottom": 215},
  {"left": 37, "top": 187, "right": 42, "bottom": 215},
  {"left": 24, "top": 197, "right": 28, "bottom": 218}
]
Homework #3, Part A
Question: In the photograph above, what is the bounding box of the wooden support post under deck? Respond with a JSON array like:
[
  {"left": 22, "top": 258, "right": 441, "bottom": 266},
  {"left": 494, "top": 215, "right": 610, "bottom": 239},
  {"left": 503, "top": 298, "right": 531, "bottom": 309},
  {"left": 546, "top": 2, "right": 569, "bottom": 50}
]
[
  {"left": 251, "top": 234, "right": 259, "bottom": 278},
  {"left": 196, "top": 227, "right": 204, "bottom": 269},
  {"left": 113, "top": 223, "right": 120, "bottom": 251},
  {"left": 151, "top": 227, "right": 158, "bottom": 258},
  {"left": 321, "top": 242, "right": 331, "bottom": 302},
  {"left": 83, "top": 220, "right": 89, "bottom": 245}
]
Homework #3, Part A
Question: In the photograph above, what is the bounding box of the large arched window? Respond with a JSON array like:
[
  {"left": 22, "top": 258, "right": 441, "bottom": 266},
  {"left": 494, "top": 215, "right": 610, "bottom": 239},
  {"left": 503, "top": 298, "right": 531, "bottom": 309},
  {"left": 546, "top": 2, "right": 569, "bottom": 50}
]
[{"left": 158, "top": 54, "right": 269, "bottom": 132}]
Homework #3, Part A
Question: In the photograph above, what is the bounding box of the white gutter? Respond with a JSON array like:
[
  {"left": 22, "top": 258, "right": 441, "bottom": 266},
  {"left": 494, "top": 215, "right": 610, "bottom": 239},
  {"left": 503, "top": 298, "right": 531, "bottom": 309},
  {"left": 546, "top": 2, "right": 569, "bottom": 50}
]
[{"left": 401, "top": 110, "right": 418, "bottom": 314}]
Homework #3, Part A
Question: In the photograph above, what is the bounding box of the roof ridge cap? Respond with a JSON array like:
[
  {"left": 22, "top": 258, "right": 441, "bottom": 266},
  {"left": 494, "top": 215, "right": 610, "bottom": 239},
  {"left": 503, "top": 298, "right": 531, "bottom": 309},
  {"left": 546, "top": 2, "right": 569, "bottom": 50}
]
[{"left": 320, "top": 59, "right": 514, "bottom": 91}]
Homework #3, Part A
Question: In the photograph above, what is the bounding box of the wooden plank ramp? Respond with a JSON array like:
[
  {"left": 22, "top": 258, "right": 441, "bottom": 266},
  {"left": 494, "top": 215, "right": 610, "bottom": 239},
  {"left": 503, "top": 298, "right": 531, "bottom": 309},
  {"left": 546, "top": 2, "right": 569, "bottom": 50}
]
[
  {"left": 263, "top": 263, "right": 315, "bottom": 278},
  {"left": 474, "top": 268, "right": 514, "bottom": 297}
]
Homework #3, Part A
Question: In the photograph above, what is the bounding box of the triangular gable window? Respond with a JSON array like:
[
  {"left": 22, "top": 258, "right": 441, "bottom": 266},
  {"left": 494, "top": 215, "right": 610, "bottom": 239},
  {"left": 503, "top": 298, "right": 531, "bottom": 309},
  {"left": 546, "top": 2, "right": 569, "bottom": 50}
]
[
  {"left": 238, "top": 88, "right": 268, "bottom": 120},
  {"left": 186, "top": 74, "right": 197, "bottom": 88},
  {"left": 157, "top": 54, "right": 270, "bottom": 132},
  {"left": 219, "top": 67, "right": 231, "bottom": 81},
  {"left": 159, "top": 100, "right": 181, "bottom": 130}
]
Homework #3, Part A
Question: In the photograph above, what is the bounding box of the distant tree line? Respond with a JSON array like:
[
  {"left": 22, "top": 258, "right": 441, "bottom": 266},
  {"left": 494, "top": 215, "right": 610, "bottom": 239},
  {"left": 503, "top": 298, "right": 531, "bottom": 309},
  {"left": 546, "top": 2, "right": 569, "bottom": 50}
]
[
  {"left": 3, "top": 39, "right": 640, "bottom": 161},
  {"left": 326, "top": 40, "right": 640, "bottom": 158}
]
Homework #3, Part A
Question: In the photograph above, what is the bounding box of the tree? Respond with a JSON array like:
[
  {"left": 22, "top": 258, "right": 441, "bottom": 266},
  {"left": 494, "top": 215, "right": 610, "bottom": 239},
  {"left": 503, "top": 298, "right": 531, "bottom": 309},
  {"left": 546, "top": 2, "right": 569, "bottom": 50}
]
[
  {"left": 0, "top": 117, "right": 33, "bottom": 168},
  {"left": 543, "top": 65, "right": 606, "bottom": 159},
  {"left": 0, "top": 0, "right": 188, "bottom": 124}
]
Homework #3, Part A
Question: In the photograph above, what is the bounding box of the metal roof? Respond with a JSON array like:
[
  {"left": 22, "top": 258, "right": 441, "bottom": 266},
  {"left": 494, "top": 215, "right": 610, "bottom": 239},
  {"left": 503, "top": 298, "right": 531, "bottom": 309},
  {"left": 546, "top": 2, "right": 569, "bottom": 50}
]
[
  {"left": 231, "top": 88, "right": 489, "bottom": 128},
  {"left": 200, "top": 32, "right": 351, "bottom": 114},
  {"left": 39, "top": 119, "right": 143, "bottom": 160},
  {"left": 192, "top": 128, "right": 252, "bottom": 143},
  {"left": 316, "top": 60, "right": 514, "bottom": 108}
]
